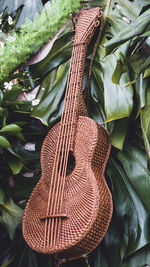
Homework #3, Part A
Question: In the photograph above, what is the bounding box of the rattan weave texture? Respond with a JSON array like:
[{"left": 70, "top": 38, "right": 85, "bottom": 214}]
[{"left": 23, "top": 7, "right": 113, "bottom": 261}]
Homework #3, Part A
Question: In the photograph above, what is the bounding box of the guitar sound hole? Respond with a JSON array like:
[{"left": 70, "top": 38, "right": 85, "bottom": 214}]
[
  {"left": 58, "top": 150, "right": 76, "bottom": 176},
  {"left": 66, "top": 151, "right": 76, "bottom": 176}
]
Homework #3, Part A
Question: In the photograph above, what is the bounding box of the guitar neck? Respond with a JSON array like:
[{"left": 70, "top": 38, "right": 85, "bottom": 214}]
[
  {"left": 61, "top": 43, "right": 88, "bottom": 149},
  {"left": 63, "top": 43, "right": 88, "bottom": 118},
  {"left": 59, "top": 7, "right": 102, "bottom": 149}
]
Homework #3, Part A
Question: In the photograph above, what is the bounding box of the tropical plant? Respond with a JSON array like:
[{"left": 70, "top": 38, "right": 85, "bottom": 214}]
[{"left": 0, "top": 0, "right": 150, "bottom": 266}]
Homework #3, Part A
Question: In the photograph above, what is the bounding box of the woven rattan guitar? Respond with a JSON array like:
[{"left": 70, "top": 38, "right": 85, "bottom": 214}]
[{"left": 23, "top": 7, "right": 113, "bottom": 261}]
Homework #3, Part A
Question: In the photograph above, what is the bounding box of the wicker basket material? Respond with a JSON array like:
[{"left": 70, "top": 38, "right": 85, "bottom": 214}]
[
  {"left": 23, "top": 7, "right": 113, "bottom": 261},
  {"left": 23, "top": 116, "right": 113, "bottom": 259}
]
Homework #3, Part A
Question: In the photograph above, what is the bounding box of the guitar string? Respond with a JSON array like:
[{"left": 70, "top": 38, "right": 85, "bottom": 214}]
[
  {"left": 43, "top": 44, "right": 76, "bottom": 249},
  {"left": 53, "top": 18, "right": 101, "bottom": 245},
  {"left": 54, "top": 24, "right": 98, "bottom": 245},
  {"left": 44, "top": 40, "right": 80, "bottom": 248},
  {"left": 54, "top": 44, "right": 85, "bottom": 246},
  {"left": 50, "top": 43, "right": 83, "bottom": 246},
  {"left": 45, "top": 21, "right": 98, "bottom": 248}
]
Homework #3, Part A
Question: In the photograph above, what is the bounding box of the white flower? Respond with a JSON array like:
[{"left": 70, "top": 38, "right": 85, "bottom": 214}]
[
  {"left": 4, "top": 81, "right": 13, "bottom": 90},
  {"left": 42, "top": 87, "right": 45, "bottom": 91},
  {"left": 32, "top": 98, "right": 40, "bottom": 106},
  {"left": 23, "top": 142, "right": 36, "bottom": 151},
  {"left": 23, "top": 172, "right": 34, "bottom": 177},
  {"left": 8, "top": 16, "right": 13, "bottom": 25}
]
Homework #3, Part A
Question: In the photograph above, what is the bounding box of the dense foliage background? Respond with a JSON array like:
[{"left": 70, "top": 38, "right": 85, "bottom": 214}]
[{"left": 0, "top": 0, "right": 150, "bottom": 266}]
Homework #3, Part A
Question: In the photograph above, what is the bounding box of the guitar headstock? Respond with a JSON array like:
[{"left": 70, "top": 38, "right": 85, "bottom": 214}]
[{"left": 74, "top": 7, "right": 102, "bottom": 45}]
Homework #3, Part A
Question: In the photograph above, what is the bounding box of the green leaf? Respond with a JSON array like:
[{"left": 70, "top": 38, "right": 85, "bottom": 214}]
[
  {"left": 111, "top": 59, "right": 127, "bottom": 85},
  {"left": 29, "top": 28, "right": 73, "bottom": 79},
  {"left": 91, "top": 225, "right": 150, "bottom": 267},
  {"left": 1, "top": 256, "right": 14, "bottom": 267},
  {"left": 31, "top": 62, "right": 69, "bottom": 125},
  {"left": 0, "top": 107, "right": 5, "bottom": 116},
  {"left": 15, "top": 0, "right": 43, "bottom": 28},
  {"left": 0, "top": 124, "right": 22, "bottom": 134},
  {"left": 7, "top": 145, "right": 40, "bottom": 161},
  {"left": 102, "top": 55, "right": 133, "bottom": 122},
  {"left": 0, "top": 223, "right": 13, "bottom": 267},
  {"left": 0, "top": 0, "right": 24, "bottom": 15},
  {"left": 0, "top": 188, "right": 7, "bottom": 204},
  {"left": 107, "top": 148, "right": 150, "bottom": 258},
  {"left": 141, "top": 87, "right": 150, "bottom": 166},
  {"left": 0, "top": 188, "right": 23, "bottom": 239},
  {"left": 0, "top": 136, "right": 11, "bottom": 148},
  {"left": 135, "top": 73, "right": 148, "bottom": 114},
  {"left": 10, "top": 175, "right": 39, "bottom": 203},
  {"left": 0, "top": 90, "right": 3, "bottom": 104},
  {"left": 18, "top": 246, "right": 52, "bottom": 267},
  {"left": 0, "top": 0, "right": 43, "bottom": 28},
  {"left": 36, "top": 69, "right": 57, "bottom": 101},
  {"left": 105, "top": 9, "right": 150, "bottom": 55},
  {"left": 4, "top": 100, "right": 31, "bottom": 113},
  {"left": 110, "top": 118, "right": 129, "bottom": 150},
  {"left": 3, "top": 88, "right": 22, "bottom": 102},
  {"left": 144, "top": 66, "right": 150, "bottom": 78},
  {"left": 8, "top": 156, "right": 23, "bottom": 175},
  {"left": 117, "top": 143, "right": 150, "bottom": 212},
  {"left": 96, "top": 0, "right": 145, "bottom": 60},
  {"left": 87, "top": 74, "right": 105, "bottom": 125}
]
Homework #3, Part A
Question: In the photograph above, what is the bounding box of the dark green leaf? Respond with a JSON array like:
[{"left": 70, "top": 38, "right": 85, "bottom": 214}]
[
  {"left": 91, "top": 223, "right": 150, "bottom": 267},
  {"left": 105, "top": 9, "right": 150, "bottom": 55},
  {"left": 29, "top": 29, "right": 73, "bottom": 79},
  {"left": 3, "top": 88, "right": 22, "bottom": 102},
  {"left": 36, "top": 69, "right": 57, "bottom": 101},
  {"left": 18, "top": 246, "right": 53, "bottom": 267},
  {"left": 10, "top": 175, "right": 39, "bottom": 202},
  {"left": 7, "top": 145, "right": 40, "bottom": 161},
  {"left": 0, "top": 107, "right": 5, "bottom": 116},
  {"left": 0, "top": 188, "right": 23, "bottom": 239},
  {"left": 107, "top": 149, "right": 150, "bottom": 258},
  {"left": 117, "top": 143, "right": 150, "bottom": 212},
  {"left": 31, "top": 62, "right": 69, "bottom": 125},
  {"left": 135, "top": 73, "right": 148, "bottom": 114},
  {"left": 141, "top": 87, "right": 150, "bottom": 166},
  {"left": 0, "top": 90, "right": 3, "bottom": 104},
  {"left": 1, "top": 256, "right": 14, "bottom": 267},
  {"left": 87, "top": 74, "right": 105, "bottom": 124},
  {"left": 0, "top": 223, "right": 13, "bottom": 267}
]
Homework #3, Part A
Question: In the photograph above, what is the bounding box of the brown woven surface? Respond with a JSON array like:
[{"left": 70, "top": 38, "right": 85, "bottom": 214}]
[{"left": 23, "top": 7, "right": 113, "bottom": 261}]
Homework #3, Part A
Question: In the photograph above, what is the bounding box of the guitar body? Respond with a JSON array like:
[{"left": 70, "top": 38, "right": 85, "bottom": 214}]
[
  {"left": 23, "top": 8, "right": 113, "bottom": 261},
  {"left": 23, "top": 116, "right": 113, "bottom": 260}
]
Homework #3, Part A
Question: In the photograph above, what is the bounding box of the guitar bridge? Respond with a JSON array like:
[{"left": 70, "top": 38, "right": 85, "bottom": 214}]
[{"left": 40, "top": 214, "right": 68, "bottom": 221}]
